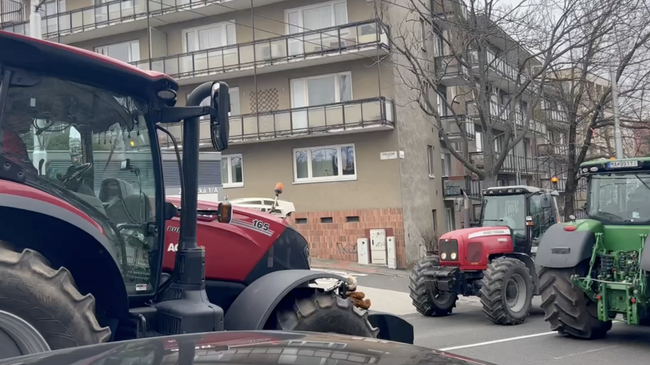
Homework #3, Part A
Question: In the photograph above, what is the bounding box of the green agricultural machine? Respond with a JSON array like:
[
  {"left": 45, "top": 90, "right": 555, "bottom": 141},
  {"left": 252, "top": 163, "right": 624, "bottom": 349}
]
[{"left": 535, "top": 157, "right": 650, "bottom": 339}]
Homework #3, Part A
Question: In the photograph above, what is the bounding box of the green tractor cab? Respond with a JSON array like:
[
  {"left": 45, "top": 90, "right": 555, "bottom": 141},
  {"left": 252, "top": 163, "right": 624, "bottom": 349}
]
[{"left": 535, "top": 157, "right": 650, "bottom": 339}]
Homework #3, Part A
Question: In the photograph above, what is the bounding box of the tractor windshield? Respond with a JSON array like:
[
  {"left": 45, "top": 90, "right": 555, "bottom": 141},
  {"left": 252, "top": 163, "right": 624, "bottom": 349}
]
[
  {"left": 587, "top": 173, "right": 650, "bottom": 223},
  {"left": 0, "top": 73, "right": 159, "bottom": 295},
  {"left": 481, "top": 195, "right": 526, "bottom": 236}
]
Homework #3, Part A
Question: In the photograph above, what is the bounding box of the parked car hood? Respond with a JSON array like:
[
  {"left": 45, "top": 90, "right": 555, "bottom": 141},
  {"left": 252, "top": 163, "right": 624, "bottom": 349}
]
[{"left": 0, "top": 330, "right": 496, "bottom": 365}]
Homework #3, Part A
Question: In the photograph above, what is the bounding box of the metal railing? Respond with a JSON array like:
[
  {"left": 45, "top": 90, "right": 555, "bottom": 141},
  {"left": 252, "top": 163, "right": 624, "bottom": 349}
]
[
  {"left": 537, "top": 143, "right": 566, "bottom": 157},
  {"left": 465, "top": 103, "right": 546, "bottom": 135},
  {"left": 440, "top": 114, "right": 476, "bottom": 140},
  {"left": 1, "top": 0, "right": 247, "bottom": 38},
  {"left": 443, "top": 176, "right": 482, "bottom": 198},
  {"left": 131, "top": 20, "right": 389, "bottom": 79},
  {"left": 469, "top": 151, "right": 537, "bottom": 174},
  {"left": 0, "top": 0, "right": 23, "bottom": 25},
  {"left": 159, "top": 97, "right": 394, "bottom": 147}
]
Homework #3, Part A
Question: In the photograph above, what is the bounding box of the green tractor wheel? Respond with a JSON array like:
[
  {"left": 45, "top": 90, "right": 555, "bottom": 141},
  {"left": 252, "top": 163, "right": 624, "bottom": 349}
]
[
  {"left": 409, "top": 256, "right": 457, "bottom": 317},
  {"left": 539, "top": 266, "right": 612, "bottom": 339}
]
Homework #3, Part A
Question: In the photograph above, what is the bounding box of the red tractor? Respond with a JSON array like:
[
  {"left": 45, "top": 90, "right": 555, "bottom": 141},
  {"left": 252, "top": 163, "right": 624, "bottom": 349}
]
[
  {"left": 0, "top": 31, "right": 410, "bottom": 359},
  {"left": 409, "top": 185, "right": 561, "bottom": 324}
]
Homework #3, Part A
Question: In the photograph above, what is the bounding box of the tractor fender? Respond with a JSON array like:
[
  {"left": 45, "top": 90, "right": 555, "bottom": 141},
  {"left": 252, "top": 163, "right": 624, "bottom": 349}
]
[
  {"left": 492, "top": 252, "right": 539, "bottom": 295},
  {"left": 0, "top": 193, "right": 129, "bottom": 322},
  {"left": 366, "top": 310, "right": 414, "bottom": 344},
  {"left": 224, "top": 269, "right": 350, "bottom": 331},
  {"left": 534, "top": 223, "right": 595, "bottom": 269},
  {"left": 640, "top": 235, "right": 650, "bottom": 272}
]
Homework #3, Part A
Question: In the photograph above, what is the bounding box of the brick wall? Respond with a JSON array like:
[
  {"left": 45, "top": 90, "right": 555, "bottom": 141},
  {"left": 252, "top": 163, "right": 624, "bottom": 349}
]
[{"left": 292, "top": 208, "right": 407, "bottom": 269}]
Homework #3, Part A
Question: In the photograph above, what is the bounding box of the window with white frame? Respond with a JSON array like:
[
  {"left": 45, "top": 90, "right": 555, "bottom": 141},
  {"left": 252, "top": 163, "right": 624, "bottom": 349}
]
[
  {"left": 285, "top": 0, "right": 348, "bottom": 34},
  {"left": 95, "top": 40, "right": 140, "bottom": 63},
  {"left": 442, "top": 152, "right": 451, "bottom": 177},
  {"left": 290, "top": 72, "right": 352, "bottom": 108},
  {"left": 293, "top": 144, "right": 356, "bottom": 183},
  {"left": 475, "top": 131, "right": 483, "bottom": 152},
  {"left": 183, "top": 22, "right": 237, "bottom": 53},
  {"left": 427, "top": 145, "right": 435, "bottom": 178},
  {"left": 199, "top": 87, "right": 241, "bottom": 118},
  {"left": 221, "top": 154, "right": 243, "bottom": 188}
]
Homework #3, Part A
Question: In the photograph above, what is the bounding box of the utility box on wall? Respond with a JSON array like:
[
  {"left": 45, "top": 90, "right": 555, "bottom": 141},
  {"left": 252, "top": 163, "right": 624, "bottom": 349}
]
[
  {"left": 370, "top": 229, "right": 387, "bottom": 265},
  {"left": 357, "top": 238, "right": 369, "bottom": 265},
  {"left": 387, "top": 236, "right": 396, "bottom": 269}
]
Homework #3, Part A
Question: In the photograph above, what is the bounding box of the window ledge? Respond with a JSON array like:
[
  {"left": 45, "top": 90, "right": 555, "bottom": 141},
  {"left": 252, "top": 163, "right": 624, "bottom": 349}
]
[
  {"left": 293, "top": 176, "right": 357, "bottom": 185},
  {"left": 223, "top": 183, "right": 244, "bottom": 189}
]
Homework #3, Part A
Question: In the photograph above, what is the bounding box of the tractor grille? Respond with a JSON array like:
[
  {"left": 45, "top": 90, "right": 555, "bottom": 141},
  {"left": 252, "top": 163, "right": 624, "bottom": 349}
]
[
  {"left": 466, "top": 242, "right": 483, "bottom": 263},
  {"left": 439, "top": 239, "right": 458, "bottom": 261}
]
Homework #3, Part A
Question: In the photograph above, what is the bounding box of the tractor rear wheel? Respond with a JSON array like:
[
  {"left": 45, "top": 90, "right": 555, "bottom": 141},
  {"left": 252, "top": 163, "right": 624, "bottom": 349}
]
[
  {"left": 272, "top": 290, "right": 379, "bottom": 337},
  {"left": 539, "top": 267, "right": 612, "bottom": 339},
  {"left": 409, "top": 255, "right": 457, "bottom": 317},
  {"left": 0, "top": 246, "right": 111, "bottom": 358},
  {"left": 480, "top": 257, "right": 534, "bottom": 325}
]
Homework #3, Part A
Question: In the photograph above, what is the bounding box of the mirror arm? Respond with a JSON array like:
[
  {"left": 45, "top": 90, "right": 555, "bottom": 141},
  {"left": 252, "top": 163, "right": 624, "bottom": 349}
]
[{"left": 157, "top": 106, "right": 212, "bottom": 124}]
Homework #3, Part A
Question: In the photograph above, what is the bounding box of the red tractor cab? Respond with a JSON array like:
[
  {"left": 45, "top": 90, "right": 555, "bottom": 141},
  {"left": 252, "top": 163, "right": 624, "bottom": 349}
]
[{"left": 409, "top": 185, "right": 561, "bottom": 325}]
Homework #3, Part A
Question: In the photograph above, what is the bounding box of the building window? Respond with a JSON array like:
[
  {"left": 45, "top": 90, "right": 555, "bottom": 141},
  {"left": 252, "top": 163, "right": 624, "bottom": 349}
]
[
  {"left": 95, "top": 40, "right": 140, "bottom": 63},
  {"left": 475, "top": 131, "right": 483, "bottom": 152},
  {"left": 285, "top": 0, "right": 348, "bottom": 34},
  {"left": 199, "top": 87, "right": 241, "bottom": 118},
  {"left": 39, "top": 0, "right": 65, "bottom": 34},
  {"left": 290, "top": 72, "right": 352, "bottom": 108},
  {"left": 293, "top": 144, "right": 356, "bottom": 183},
  {"left": 221, "top": 154, "right": 243, "bottom": 188},
  {"left": 427, "top": 145, "right": 435, "bottom": 178},
  {"left": 442, "top": 152, "right": 451, "bottom": 177},
  {"left": 182, "top": 22, "right": 237, "bottom": 53}
]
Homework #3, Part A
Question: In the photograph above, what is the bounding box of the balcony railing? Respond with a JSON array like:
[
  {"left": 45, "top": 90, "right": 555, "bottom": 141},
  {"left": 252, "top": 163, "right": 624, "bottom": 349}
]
[
  {"left": 440, "top": 114, "right": 476, "bottom": 140},
  {"left": 131, "top": 20, "right": 389, "bottom": 79},
  {"left": 1, "top": 0, "right": 245, "bottom": 38},
  {"left": 159, "top": 97, "right": 394, "bottom": 147},
  {"left": 537, "top": 143, "right": 566, "bottom": 157},
  {"left": 469, "top": 151, "right": 537, "bottom": 174},
  {"left": 443, "top": 176, "right": 482, "bottom": 198},
  {"left": 466, "top": 103, "right": 546, "bottom": 135},
  {"left": 0, "top": 0, "right": 23, "bottom": 26}
]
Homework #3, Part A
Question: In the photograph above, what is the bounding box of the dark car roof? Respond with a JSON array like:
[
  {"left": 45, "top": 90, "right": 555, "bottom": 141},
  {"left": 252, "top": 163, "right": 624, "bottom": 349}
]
[
  {"left": 0, "top": 331, "right": 496, "bottom": 365},
  {"left": 0, "top": 31, "right": 178, "bottom": 100}
]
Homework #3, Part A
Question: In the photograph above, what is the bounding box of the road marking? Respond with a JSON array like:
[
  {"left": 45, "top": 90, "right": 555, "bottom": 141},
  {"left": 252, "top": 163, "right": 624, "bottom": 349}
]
[
  {"left": 552, "top": 345, "right": 619, "bottom": 360},
  {"left": 439, "top": 332, "right": 557, "bottom": 351}
]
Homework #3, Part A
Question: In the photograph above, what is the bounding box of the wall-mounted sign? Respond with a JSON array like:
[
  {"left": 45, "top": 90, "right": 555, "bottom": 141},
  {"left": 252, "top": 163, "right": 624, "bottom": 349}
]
[{"left": 380, "top": 151, "right": 398, "bottom": 160}]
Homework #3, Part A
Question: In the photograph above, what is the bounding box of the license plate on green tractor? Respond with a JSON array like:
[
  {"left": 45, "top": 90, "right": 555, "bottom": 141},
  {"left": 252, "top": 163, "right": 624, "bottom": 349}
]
[{"left": 607, "top": 160, "right": 639, "bottom": 169}]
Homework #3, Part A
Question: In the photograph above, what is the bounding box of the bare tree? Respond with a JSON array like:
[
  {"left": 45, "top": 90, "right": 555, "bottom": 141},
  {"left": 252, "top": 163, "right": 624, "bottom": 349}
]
[
  {"left": 537, "top": 0, "right": 650, "bottom": 219},
  {"left": 382, "top": 0, "right": 627, "bottom": 187}
]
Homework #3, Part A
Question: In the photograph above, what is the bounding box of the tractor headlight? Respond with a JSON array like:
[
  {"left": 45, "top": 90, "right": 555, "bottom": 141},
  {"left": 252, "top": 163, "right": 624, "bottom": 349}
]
[
  {"left": 441, "top": 252, "right": 447, "bottom": 260},
  {"left": 450, "top": 252, "right": 457, "bottom": 260}
]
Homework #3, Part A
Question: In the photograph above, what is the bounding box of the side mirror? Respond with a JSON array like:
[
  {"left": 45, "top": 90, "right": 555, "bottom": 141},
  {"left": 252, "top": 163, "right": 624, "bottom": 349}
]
[
  {"left": 210, "top": 82, "right": 230, "bottom": 152},
  {"left": 274, "top": 182, "right": 284, "bottom": 196},
  {"left": 120, "top": 159, "right": 132, "bottom": 171},
  {"left": 541, "top": 196, "right": 551, "bottom": 209},
  {"left": 164, "top": 201, "right": 179, "bottom": 220}
]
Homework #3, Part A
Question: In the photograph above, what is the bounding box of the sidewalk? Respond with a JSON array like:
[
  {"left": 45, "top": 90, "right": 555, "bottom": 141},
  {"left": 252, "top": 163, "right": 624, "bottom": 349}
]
[{"left": 310, "top": 257, "right": 410, "bottom": 278}]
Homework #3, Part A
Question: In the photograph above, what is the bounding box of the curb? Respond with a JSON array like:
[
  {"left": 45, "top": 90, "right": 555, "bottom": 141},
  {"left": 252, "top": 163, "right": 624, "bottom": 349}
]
[{"left": 311, "top": 259, "right": 410, "bottom": 278}]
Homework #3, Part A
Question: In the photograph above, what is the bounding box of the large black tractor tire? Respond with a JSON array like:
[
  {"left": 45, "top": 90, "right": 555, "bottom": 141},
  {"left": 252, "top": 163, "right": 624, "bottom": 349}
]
[
  {"left": 272, "top": 290, "right": 379, "bottom": 337},
  {"left": 480, "top": 257, "right": 534, "bottom": 325},
  {"left": 539, "top": 267, "right": 612, "bottom": 339},
  {"left": 409, "top": 255, "right": 457, "bottom": 317},
  {"left": 0, "top": 246, "right": 111, "bottom": 357}
]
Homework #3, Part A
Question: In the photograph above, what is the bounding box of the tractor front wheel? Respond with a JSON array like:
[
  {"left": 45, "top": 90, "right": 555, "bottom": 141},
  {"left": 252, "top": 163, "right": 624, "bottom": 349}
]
[
  {"left": 539, "top": 267, "right": 612, "bottom": 339},
  {"left": 409, "top": 255, "right": 457, "bottom": 317},
  {"left": 272, "top": 290, "right": 379, "bottom": 337},
  {"left": 0, "top": 246, "right": 111, "bottom": 359},
  {"left": 480, "top": 257, "right": 534, "bottom": 325}
]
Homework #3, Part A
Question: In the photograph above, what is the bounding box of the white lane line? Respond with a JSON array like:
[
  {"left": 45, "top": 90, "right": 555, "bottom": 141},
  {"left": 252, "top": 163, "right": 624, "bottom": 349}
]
[
  {"left": 439, "top": 332, "right": 556, "bottom": 351},
  {"left": 552, "top": 345, "right": 619, "bottom": 360}
]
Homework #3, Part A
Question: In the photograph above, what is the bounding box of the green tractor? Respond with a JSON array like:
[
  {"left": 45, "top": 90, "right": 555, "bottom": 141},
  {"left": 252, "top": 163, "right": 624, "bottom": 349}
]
[{"left": 536, "top": 157, "right": 650, "bottom": 339}]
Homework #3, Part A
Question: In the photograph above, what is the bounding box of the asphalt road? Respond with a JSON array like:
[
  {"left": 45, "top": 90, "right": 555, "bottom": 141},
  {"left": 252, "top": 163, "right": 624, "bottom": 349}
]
[{"left": 313, "top": 267, "right": 650, "bottom": 365}]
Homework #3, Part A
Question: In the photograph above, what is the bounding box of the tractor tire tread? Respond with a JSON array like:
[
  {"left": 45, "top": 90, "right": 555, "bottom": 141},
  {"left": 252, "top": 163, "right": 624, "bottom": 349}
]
[
  {"left": 409, "top": 256, "right": 457, "bottom": 317},
  {"left": 479, "top": 257, "right": 533, "bottom": 325},
  {"left": 275, "top": 291, "right": 379, "bottom": 338},
  {"left": 538, "top": 267, "right": 611, "bottom": 339},
  {"left": 0, "top": 246, "right": 111, "bottom": 351}
]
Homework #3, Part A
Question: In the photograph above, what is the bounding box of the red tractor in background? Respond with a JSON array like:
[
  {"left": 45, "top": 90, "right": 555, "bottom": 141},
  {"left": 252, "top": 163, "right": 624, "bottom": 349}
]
[{"left": 409, "top": 185, "right": 561, "bottom": 325}]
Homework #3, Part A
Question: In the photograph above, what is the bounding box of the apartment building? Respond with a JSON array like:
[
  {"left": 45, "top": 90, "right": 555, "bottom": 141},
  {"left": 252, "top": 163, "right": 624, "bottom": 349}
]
[
  {"left": 2, "top": 0, "right": 455, "bottom": 268},
  {"left": 430, "top": 0, "right": 553, "bottom": 224}
]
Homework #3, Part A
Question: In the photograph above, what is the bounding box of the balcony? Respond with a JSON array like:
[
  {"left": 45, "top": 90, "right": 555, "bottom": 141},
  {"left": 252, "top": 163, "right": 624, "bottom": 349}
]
[
  {"left": 443, "top": 176, "right": 482, "bottom": 198},
  {"left": 470, "top": 151, "right": 538, "bottom": 175},
  {"left": 431, "top": 0, "right": 468, "bottom": 30},
  {"left": 440, "top": 114, "right": 475, "bottom": 141},
  {"left": 543, "top": 109, "right": 569, "bottom": 130},
  {"left": 467, "top": 103, "right": 546, "bottom": 136},
  {"left": 0, "top": 0, "right": 288, "bottom": 44},
  {"left": 131, "top": 20, "right": 389, "bottom": 86},
  {"left": 537, "top": 143, "right": 566, "bottom": 158},
  {"left": 159, "top": 97, "right": 394, "bottom": 147},
  {"left": 0, "top": 0, "right": 23, "bottom": 26}
]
